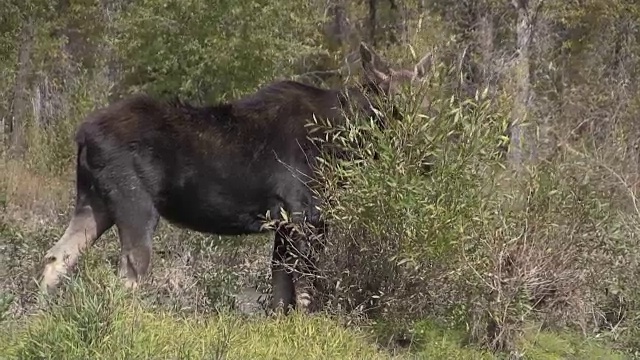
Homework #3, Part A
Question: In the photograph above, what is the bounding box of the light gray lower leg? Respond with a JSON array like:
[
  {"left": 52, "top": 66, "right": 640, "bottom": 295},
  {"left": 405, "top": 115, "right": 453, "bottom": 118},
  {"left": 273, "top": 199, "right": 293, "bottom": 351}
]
[{"left": 41, "top": 206, "right": 112, "bottom": 292}]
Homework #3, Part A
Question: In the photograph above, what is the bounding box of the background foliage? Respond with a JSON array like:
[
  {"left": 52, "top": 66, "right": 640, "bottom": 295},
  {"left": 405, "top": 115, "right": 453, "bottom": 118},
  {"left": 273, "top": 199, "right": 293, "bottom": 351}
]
[{"left": 1, "top": 0, "right": 640, "bottom": 358}]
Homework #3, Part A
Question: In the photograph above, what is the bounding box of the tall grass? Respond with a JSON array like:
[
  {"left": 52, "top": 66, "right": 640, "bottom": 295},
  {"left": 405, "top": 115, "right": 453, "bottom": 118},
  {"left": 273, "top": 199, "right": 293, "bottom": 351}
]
[{"left": 0, "top": 255, "right": 626, "bottom": 359}]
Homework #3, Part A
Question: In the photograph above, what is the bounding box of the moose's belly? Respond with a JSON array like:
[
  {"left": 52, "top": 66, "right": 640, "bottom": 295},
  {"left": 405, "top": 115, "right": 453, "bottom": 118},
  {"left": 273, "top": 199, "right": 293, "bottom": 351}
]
[{"left": 154, "top": 183, "right": 281, "bottom": 236}]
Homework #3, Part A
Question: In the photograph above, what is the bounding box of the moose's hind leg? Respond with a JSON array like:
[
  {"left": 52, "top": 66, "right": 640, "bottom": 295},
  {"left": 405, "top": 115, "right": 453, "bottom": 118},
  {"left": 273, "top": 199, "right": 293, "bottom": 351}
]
[
  {"left": 41, "top": 197, "right": 113, "bottom": 293},
  {"left": 112, "top": 197, "right": 159, "bottom": 290}
]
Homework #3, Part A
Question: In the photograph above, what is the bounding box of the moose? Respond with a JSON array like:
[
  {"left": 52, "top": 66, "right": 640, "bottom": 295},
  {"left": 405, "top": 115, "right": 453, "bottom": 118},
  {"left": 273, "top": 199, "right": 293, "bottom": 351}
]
[{"left": 39, "top": 42, "right": 432, "bottom": 313}]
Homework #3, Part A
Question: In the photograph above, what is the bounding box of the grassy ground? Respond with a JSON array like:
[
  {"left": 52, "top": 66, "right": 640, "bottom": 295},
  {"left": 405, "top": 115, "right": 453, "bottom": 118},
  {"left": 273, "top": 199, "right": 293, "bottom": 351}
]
[
  {"left": 0, "top": 222, "right": 628, "bottom": 359},
  {"left": 0, "top": 263, "right": 626, "bottom": 360}
]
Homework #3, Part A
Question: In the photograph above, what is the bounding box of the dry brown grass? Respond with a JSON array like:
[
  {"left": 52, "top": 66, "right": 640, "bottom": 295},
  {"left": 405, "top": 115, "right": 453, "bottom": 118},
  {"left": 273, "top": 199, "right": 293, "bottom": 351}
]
[{"left": 0, "top": 158, "right": 73, "bottom": 229}]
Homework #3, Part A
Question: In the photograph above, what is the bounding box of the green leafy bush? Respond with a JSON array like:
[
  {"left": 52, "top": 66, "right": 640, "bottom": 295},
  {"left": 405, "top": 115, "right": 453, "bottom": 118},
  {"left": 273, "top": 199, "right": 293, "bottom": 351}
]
[
  {"left": 114, "top": 0, "right": 326, "bottom": 101},
  {"left": 312, "top": 64, "right": 508, "bottom": 319},
  {"left": 310, "top": 62, "right": 633, "bottom": 354}
]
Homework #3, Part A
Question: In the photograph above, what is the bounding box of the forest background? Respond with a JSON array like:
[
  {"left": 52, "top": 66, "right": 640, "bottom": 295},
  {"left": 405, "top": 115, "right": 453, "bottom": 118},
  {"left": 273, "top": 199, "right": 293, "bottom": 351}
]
[{"left": 1, "top": 0, "right": 640, "bottom": 358}]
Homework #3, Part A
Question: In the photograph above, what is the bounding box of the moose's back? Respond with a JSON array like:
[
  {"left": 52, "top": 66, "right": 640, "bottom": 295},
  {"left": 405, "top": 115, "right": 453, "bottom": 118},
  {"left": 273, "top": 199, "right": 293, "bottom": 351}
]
[{"left": 75, "top": 82, "right": 348, "bottom": 235}]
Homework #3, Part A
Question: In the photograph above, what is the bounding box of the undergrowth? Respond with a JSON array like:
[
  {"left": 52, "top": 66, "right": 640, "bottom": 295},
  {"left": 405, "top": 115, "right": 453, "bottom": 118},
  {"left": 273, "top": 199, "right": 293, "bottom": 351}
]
[{"left": 0, "top": 258, "right": 627, "bottom": 359}]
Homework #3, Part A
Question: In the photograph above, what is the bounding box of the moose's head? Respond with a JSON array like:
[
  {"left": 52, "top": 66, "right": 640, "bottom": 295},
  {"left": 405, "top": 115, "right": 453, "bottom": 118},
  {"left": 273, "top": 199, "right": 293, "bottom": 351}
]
[
  {"left": 346, "top": 42, "right": 433, "bottom": 128},
  {"left": 358, "top": 42, "right": 432, "bottom": 108}
]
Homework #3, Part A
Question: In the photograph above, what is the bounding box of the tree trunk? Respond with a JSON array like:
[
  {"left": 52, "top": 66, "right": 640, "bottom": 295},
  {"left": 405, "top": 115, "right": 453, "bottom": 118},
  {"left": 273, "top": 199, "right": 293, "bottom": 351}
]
[
  {"left": 8, "top": 19, "right": 34, "bottom": 157},
  {"left": 508, "top": 0, "right": 539, "bottom": 169},
  {"left": 368, "top": 0, "right": 377, "bottom": 46},
  {"left": 476, "top": 8, "right": 494, "bottom": 90},
  {"left": 325, "top": 0, "right": 350, "bottom": 48}
]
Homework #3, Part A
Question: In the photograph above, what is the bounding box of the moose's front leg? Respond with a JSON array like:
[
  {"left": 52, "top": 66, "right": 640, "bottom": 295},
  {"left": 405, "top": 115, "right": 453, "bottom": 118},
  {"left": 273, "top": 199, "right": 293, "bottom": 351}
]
[
  {"left": 270, "top": 227, "right": 296, "bottom": 314},
  {"left": 290, "top": 222, "right": 325, "bottom": 313},
  {"left": 272, "top": 218, "right": 325, "bottom": 312},
  {"left": 269, "top": 221, "right": 325, "bottom": 314}
]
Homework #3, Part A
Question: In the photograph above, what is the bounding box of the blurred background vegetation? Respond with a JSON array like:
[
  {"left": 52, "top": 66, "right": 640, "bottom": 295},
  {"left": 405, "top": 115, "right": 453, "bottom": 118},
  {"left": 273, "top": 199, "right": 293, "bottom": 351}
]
[{"left": 1, "top": 0, "right": 639, "bottom": 358}]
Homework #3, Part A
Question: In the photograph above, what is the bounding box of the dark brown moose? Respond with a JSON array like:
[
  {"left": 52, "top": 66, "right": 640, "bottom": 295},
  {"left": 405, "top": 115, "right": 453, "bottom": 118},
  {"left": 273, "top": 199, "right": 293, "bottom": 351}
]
[{"left": 40, "top": 43, "right": 432, "bottom": 313}]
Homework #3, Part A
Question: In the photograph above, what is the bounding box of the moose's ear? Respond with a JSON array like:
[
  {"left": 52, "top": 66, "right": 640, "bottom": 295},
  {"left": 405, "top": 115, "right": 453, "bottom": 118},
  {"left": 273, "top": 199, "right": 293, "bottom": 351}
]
[
  {"left": 359, "top": 42, "right": 391, "bottom": 83},
  {"left": 414, "top": 53, "right": 432, "bottom": 79}
]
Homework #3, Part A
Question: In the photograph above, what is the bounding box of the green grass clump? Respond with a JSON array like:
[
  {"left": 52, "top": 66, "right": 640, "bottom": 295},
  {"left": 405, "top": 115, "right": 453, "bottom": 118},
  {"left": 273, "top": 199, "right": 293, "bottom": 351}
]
[
  {"left": 0, "top": 306, "right": 391, "bottom": 359},
  {"left": 0, "top": 262, "right": 625, "bottom": 360},
  {"left": 0, "top": 264, "right": 387, "bottom": 360},
  {"left": 367, "top": 319, "right": 627, "bottom": 360},
  {"left": 516, "top": 328, "right": 629, "bottom": 360}
]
